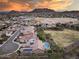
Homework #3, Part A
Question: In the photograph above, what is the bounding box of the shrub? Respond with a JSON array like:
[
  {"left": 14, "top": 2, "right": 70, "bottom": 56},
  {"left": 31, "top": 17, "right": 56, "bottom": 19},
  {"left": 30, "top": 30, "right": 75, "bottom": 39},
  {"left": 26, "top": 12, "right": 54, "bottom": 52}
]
[{"left": 37, "top": 29, "right": 46, "bottom": 42}]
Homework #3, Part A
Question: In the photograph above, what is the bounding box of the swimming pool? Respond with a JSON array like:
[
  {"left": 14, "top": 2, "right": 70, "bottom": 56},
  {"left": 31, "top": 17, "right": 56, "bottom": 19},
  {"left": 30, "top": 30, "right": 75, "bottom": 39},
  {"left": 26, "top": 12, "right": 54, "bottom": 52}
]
[{"left": 44, "top": 42, "right": 50, "bottom": 49}]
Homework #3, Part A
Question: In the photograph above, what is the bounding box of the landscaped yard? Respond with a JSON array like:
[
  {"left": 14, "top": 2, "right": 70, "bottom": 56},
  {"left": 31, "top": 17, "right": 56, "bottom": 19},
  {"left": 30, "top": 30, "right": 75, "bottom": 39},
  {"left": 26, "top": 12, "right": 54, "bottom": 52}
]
[{"left": 44, "top": 29, "right": 79, "bottom": 47}]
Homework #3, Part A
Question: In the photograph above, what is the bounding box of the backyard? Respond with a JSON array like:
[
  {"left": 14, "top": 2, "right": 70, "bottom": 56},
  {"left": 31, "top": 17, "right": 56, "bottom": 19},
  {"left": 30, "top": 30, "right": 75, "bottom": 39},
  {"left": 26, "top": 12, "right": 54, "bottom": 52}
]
[{"left": 44, "top": 29, "right": 79, "bottom": 47}]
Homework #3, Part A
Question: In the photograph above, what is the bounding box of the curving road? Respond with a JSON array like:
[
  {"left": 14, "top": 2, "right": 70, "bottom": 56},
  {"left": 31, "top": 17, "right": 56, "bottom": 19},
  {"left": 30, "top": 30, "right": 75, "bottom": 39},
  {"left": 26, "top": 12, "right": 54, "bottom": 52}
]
[{"left": 0, "top": 28, "right": 22, "bottom": 55}]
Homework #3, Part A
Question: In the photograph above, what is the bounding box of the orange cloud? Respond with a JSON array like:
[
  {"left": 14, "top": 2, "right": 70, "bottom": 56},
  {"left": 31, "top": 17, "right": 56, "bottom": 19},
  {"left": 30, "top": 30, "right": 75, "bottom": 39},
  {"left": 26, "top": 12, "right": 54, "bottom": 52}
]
[
  {"left": 0, "top": 0, "right": 8, "bottom": 2},
  {"left": 0, "top": 0, "right": 73, "bottom": 11},
  {"left": 35, "top": 0, "right": 72, "bottom": 11},
  {"left": 3, "top": 2, "right": 32, "bottom": 11}
]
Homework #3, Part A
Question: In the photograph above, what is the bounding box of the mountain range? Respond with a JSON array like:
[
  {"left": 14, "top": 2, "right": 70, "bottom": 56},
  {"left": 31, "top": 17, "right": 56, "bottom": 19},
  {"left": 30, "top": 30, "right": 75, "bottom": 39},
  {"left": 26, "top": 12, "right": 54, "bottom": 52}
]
[{"left": 0, "top": 8, "right": 79, "bottom": 19}]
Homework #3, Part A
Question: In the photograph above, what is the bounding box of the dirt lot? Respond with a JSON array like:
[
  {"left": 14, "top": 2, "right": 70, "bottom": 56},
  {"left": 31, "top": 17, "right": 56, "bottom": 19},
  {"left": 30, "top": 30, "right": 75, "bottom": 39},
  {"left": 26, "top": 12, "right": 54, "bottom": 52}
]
[{"left": 44, "top": 29, "right": 79, "bottom": 47}]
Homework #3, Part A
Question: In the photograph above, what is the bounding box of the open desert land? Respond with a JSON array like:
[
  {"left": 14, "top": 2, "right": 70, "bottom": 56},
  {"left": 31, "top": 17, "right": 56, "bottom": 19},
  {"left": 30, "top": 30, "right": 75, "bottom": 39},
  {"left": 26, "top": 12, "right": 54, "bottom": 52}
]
[{"left": 44, "top": 29, "right": 79, "bottom": 48}]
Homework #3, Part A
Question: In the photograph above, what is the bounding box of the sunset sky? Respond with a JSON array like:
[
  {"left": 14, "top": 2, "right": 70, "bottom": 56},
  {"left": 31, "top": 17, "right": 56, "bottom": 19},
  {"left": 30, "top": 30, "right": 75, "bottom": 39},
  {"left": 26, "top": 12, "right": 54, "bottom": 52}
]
[{"left": 0, "top": 0, "right": 79, "bottom": 11}]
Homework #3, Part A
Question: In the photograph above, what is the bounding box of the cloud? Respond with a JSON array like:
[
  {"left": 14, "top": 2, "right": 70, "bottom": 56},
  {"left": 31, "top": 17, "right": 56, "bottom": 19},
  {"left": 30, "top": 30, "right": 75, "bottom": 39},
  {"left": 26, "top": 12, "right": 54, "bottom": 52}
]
[
  {"left": 35, "top": 0, "right": 73, "bottom": 11},
  {"left": 5, "top": 2, "right": 32, "bottom": 11},
  {"left": 0, "top": 0, "right": 32, "bottom": 11},
  {"left": 0, "top": 0, "right": 73, "bottom": 11},
  {"left": 0, "top": 0, "right": 8, "bottom": 2}
]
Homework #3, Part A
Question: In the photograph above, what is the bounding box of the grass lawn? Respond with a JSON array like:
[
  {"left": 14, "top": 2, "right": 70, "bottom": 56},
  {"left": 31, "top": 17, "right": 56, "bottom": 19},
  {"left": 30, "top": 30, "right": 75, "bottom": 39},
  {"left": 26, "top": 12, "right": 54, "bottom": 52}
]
[{"left": 44, "top": 29, "right": 79, "bottom": 47}]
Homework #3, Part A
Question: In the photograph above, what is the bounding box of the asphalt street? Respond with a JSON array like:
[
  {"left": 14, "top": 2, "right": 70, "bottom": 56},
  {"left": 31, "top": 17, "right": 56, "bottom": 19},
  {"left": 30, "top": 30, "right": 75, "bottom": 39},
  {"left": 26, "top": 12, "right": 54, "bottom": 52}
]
[{"left": 0, "top": 28, "right": 21, "bottom": 55}]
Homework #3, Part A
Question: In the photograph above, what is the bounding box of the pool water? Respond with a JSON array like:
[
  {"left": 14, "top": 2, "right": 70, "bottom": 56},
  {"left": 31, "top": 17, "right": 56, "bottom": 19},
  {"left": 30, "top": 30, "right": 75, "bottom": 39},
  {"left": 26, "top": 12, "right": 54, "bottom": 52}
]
[{"left": 44, "top": 42, "right": 50, "bottom": 49}]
